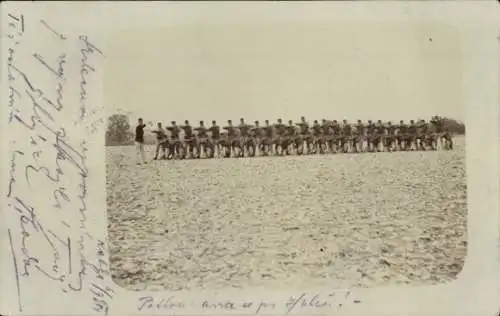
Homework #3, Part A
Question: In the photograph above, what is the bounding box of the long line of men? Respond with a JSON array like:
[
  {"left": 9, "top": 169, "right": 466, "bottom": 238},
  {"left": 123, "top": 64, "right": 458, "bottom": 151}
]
[{"left": 144, "top": 116, "right": 453, "bottom": 160}]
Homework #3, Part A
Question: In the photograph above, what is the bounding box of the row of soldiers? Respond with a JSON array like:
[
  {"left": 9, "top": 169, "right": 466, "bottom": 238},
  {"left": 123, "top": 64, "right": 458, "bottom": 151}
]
[{"left": 149, "top": 116, "right": 453, "bottom": 159}]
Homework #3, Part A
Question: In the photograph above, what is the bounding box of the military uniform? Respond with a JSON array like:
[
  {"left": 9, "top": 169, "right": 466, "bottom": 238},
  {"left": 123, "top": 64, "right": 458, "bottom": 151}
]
[
  {"left": 365, "top": 121, "right": 376, "bottom": 150},
  {"left": 396, "top": 122, "right": 408, "bottom": 150},
  {"left": 354, "top": 121, "right": 365, "bottom": 152},
  {"left": 385, "top": 123, "right": 396, "bottom": 150},
  {"left": 238, "top": 121, "right": 253, "bottom": 153},
  {"left": 273, "top": 121, "right": 288, "bottom": 155},
  {"left": 296, "top": 121, "right": 311, "bottom": 154},
  {"left": 340, "top": 122, "right": 352, "bottom": 152},
  {"left": 195, "top": 122, "right": 211, "bottom": 158},
  {"left": 153, "top": 125, "right": 168, "bottom": 160}
]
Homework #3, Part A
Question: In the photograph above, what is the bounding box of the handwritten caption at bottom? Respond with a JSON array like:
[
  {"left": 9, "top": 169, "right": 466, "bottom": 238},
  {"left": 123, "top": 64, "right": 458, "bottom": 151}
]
[
  {"left": 4, "top": 12, "right": 109, "bottom": 316},
  {"left": 138, "top": 291, "right": 360, "bottom": 314}
]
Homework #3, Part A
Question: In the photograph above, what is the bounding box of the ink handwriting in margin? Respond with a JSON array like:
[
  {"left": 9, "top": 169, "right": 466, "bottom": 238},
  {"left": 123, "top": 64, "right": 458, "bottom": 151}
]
[
  {"left": 79, "top": 34, "right": 105, "bottom": 134},
  {"left": 5, "top": 16, "right": 111, "bottom": 315},
  {"left": 5, "top": 12, "right": 26, "bottom": 312}
]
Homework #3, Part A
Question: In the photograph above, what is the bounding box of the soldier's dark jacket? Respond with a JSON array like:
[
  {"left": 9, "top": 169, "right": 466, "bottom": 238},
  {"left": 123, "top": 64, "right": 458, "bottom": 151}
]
[{"left": 209, "top": 126, "right": 220, "bottom": 139}]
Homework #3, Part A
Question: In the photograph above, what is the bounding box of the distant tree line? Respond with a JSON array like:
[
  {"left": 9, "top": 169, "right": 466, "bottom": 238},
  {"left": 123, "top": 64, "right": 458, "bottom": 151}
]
[
  {"left": 437, "top": 116, "right": 465, "bottom": 135},
  {"left": 105, "top": 113, "right": 465, "bottom": 146},
  {"left": 106, "top": 114, "right": 145, "bottom": 146}
]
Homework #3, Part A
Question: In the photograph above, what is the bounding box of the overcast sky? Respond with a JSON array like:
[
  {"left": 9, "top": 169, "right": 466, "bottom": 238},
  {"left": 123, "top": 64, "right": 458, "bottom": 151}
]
[{"left": 105, "top": 22, "right": 464, "bottom": 126}]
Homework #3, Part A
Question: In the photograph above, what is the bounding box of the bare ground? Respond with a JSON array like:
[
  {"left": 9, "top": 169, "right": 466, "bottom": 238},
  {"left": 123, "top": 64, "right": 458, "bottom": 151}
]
[{"left": 106, "top": 137, "right": 466, "bottom": 291}]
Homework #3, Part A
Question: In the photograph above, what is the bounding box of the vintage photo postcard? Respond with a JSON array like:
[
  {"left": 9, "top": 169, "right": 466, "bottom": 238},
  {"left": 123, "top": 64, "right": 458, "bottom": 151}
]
[{"left": 1, "top": 1, "right": 499, "bottom": 316}]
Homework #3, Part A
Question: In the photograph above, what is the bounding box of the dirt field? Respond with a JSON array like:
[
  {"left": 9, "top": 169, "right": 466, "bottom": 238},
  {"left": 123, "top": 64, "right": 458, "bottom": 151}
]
[{"left": 106, "top": 137, "right": 466, "bottom": 291}]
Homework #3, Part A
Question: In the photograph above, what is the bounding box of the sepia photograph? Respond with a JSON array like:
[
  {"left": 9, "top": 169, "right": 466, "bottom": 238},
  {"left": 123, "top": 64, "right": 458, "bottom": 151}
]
[{"left": 104, "top": 22, "right": 467, "bottom": 291}]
